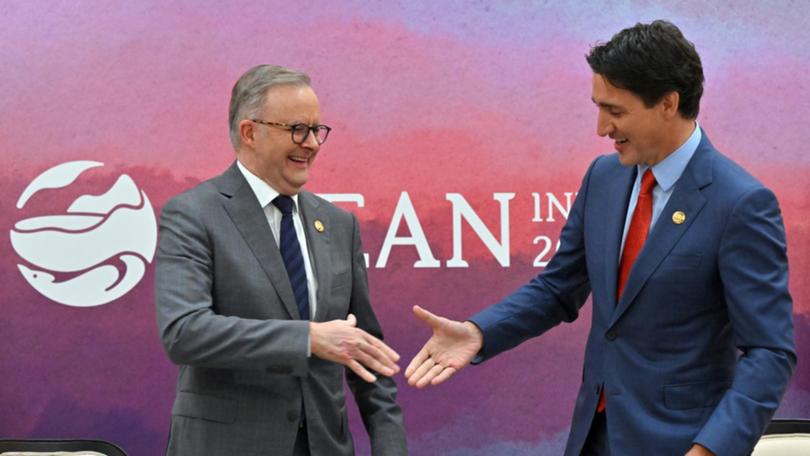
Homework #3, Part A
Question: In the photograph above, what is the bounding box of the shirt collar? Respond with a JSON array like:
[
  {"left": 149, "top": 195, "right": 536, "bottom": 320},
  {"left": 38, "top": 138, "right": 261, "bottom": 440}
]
[
  {"left": 639, "top": 122, "right": 702, "bottom": 192},
  {"left": 236, "top": 160, "right": 299, "bottom": 211}
]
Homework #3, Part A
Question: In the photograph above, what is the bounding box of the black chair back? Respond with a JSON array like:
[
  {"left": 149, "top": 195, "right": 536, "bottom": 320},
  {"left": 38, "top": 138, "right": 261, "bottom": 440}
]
[{"left": 764, "top": 418, "right": 810, "bottom": 434}]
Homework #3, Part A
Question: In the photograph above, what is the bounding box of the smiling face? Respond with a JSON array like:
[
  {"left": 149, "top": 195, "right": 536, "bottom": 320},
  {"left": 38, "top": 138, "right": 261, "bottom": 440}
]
[
  {"left": 237, "top": 84, "right": 321, "bottom": 195},
  {"left": 591, "top": 73, "right": 676, "bottom": 167}
]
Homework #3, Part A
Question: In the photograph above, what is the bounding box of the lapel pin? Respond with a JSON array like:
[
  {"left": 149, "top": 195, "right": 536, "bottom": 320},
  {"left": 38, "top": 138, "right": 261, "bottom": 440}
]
[
  {"left": 314, "top": 220, "right": 325, "bottom": 232},
  {"left": 672, "top": 211, "right": 686, "bottom": 225}
]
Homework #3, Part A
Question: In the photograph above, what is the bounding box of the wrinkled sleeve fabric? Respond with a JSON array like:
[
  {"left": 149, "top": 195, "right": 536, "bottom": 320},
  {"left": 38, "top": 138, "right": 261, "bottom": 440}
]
[
  {"left": 469, "top": 157, "right": 598, "bottom": 362},
  {"left": 693, "top": 186, "right": 796, "bottom": 455}
]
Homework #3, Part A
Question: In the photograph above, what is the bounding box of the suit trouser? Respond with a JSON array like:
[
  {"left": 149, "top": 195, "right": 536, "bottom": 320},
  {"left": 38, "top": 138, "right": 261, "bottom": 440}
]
[
  {"left": 293, "top": 423, "right": 310, "bottom": 456},
  {"left": 581, "top": 411, "right": 610, "bottom": 456}
]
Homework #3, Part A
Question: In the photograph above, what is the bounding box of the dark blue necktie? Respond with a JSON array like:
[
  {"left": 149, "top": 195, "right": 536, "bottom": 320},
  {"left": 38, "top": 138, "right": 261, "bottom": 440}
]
[{"left": 272, "top": 195, "right": 310, "bottom": 320}]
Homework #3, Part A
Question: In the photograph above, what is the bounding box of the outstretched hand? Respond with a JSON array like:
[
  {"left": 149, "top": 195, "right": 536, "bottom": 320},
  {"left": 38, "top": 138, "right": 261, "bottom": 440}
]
[
  {"left": 685, "top": 444, "right": 715, "bottom": 456},
  {"left": 405, "top": 305, "right": 483, "bottom": 388},
  {"left": 310, "top": 314, "right": 400, "bottom": 383}
]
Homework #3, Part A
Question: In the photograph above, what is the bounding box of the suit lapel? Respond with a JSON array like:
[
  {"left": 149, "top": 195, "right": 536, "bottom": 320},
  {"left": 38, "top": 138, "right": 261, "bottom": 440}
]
[
  {"left": 298, "top": 191, "right": 332, "bottom": 322},
  {"left": 602, "top": 164, "right": 638, "bottom": 310},
  {"left": 609, "top": 137, "right": 715, "bottom": 327},
  {"left": 217, "top": 163, "right": 301, "bottom": 320}
]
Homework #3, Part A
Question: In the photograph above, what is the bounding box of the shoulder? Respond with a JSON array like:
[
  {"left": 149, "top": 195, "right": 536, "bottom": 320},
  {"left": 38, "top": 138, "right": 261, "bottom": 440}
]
[
  {"left": 698, "top": 144, "right": 783, "bottom": 231},
  {"left": 159, "top": 162, "right": 243, "bottom": 213},
  {"left": 708, "top": 149, "right": 768, "bottom": 196},
  {"left": 162, "top": 179, "right": 220, "bottom": 217},
  {"left": 586, "top": 153, "right": 627, "bottom": 179},
  {"left": 697, "top": 143, "right": 778, "bottom": 216},
  {"left": 583, "top": 153, "right": 631, "bottom": 191},
  {"left": 300, "top": 191, "right": 357, "bottom": 224},
  {"left": 591, "top": 152, "right": 621, "bottom": 172}
]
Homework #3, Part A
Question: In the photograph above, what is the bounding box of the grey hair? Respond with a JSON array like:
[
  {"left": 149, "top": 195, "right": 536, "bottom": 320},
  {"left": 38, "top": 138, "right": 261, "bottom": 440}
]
[{"left": 228, "top": 64, "right": 311, "bottom": 149}]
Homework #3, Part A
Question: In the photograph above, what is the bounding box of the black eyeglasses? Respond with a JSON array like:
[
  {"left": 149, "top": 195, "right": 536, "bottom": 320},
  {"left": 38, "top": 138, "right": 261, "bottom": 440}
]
[{"left": 251, "top": 119, "right": 332, "bottom": 145}]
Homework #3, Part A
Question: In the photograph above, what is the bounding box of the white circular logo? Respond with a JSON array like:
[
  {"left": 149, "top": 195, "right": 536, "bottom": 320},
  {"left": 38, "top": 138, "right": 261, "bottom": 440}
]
[{"left": 10, "top": 161, "right": 157, "bottom": 307}]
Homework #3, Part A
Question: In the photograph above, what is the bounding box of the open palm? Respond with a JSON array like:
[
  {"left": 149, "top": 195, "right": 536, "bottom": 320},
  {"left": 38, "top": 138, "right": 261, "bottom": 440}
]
[{"left": 405, "top": 305, "right": 483, "bottom": 388}]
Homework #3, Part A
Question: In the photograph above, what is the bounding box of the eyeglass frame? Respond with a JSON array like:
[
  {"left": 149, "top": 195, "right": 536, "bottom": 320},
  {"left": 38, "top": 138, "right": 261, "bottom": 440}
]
[{"left": 250, "top": 119, "right": 332, "bottom": 145}]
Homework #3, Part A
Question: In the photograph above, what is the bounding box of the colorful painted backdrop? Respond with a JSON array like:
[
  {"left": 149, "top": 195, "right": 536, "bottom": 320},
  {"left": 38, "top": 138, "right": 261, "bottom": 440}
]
[{"left": 2, "top": 1, "right": 809, "bottom": 454}]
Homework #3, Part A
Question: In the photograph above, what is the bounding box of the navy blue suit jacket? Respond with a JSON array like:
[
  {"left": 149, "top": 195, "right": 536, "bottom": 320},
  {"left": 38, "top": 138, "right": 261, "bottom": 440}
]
[{"left": 470, "top": 132, "right": 796, "bottom": 455}]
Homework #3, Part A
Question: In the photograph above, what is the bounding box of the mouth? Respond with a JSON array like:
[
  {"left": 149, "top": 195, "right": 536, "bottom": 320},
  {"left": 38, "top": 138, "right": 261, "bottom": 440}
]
[
  {"left": 612, "top": 137, "right": 629, "bottom": 150},
  {"left": 288, "top": 155, "right": 310, "bottom": 165}
]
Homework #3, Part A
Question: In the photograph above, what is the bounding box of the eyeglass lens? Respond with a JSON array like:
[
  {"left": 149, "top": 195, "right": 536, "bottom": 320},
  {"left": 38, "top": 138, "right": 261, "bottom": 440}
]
[{"left": 291, "top": 124, "right": 330, "bottom": 145}]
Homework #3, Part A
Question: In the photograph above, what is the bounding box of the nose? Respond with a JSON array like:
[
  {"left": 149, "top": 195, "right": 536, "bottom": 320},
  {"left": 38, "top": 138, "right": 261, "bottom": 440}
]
[
  {"left": 596, "top": 110, "right": 613, "bottom": 137},
  {"left": 301, "top": 129, "right": 321, "bottom": 151}
]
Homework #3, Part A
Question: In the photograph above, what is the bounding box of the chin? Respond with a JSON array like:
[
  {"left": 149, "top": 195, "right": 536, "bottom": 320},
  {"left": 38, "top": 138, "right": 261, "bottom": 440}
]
[
  {"left": 291, "top": 180, "right": 309, "bottom": 192},
  {"left": 617, "top": 151, "right": 642, "bottom": 167},
  {"left": 617, "top": 155, "right": 633, "bottom": 167},
  {"left": 285, "top": 172, "right": 309, "bottom": 186}
]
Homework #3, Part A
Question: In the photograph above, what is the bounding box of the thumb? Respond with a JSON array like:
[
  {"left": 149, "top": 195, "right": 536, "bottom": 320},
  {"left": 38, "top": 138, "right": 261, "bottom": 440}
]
[
  {"left": 345, "top": 313, "right": 357, "bottom": 326},
  {"left": 413, "top": 305, "right": 442, "bottom": 327}
]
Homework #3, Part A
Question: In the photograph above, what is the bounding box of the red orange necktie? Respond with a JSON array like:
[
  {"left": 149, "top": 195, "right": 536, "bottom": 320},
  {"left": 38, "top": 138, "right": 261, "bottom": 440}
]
[{"left": 597, "top": 169, "right": 657, "bottom": 413}]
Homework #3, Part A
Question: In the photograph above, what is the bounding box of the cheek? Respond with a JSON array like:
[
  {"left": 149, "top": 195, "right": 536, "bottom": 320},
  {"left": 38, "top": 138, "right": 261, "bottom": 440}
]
[
  {"left": 272, "top": 148, "right": 290, "bottom": 164},
  {"left": 622, "top": 124, "right": 643, "bottom": 143}
]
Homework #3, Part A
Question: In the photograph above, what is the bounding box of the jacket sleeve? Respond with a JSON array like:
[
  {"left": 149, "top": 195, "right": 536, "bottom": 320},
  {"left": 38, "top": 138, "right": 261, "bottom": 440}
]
[
  {"left": 468, "top": 157, "right": 598, "bottom": 362},
  {"left": 693, "top": 186, "right": 796, "bottom": 455},
  {"left": 344, "top": 214, "right": 408, "bottom": 456}
]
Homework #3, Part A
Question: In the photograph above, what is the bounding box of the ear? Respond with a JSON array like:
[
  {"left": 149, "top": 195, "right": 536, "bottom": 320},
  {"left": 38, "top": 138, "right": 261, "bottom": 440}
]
[
  {"left": 659, "top": 91, "right": 680, "bottom": 119},
  {"left": 239, "top": 119, "right": 257, "bottom": 148}
]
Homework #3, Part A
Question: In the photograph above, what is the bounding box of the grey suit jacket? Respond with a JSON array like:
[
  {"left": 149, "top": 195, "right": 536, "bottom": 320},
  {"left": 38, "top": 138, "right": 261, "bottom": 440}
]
[{"left": 155, "top": 162, "right": 407, "bottom": 455}]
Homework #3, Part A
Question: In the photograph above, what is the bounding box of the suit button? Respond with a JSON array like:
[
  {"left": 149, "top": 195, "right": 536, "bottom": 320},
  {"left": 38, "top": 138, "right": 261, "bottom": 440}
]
[
  {"left": 605, "top": 331, "right": 617, "bottom": 341},
  {"left": 287, "top": 410, "right": 298, "bottom": 422}
]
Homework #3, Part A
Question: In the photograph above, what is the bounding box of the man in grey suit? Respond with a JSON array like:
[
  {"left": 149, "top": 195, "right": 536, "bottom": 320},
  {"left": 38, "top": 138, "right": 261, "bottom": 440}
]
[{"left": 156, "top": 64, "right": 407, "bottom": 455}]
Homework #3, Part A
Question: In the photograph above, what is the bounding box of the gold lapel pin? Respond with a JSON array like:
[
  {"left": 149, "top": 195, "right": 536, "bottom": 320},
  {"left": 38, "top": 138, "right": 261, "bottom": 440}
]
[
  {"left": 314, "top": 220, "right": 325, "bottom": 232},
  {"left": 672, "top": 211, "right": 686, "bottom": 225}
]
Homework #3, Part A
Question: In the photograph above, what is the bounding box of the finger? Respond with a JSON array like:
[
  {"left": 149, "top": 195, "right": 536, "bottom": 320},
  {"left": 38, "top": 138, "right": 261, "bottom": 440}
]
[
  {"left": 365, "top": 333, "right": 400, "bottom": 363},
  {"left": 345, "top": 313, "right": 357, "bottom": 326},
  {"left": 405, "top": 348, "right": 430, "bottom": 378},
  {"left": 353, "top": 347, "right": 396, "bottom": 377},
  {"left": 416, "top": 363, "right": 446, "bottom": 388},
  {"left": 431, "top": 366, "right": 457, "bottom": 386},
  {"left": 355, "top": 337, "right": 399, "bottom": 374},
  {"left": 407, "top": 357, "right": 435, "bottom": 387},
  {"left": 346, "top": 358, "right": 376, "bottom": 383}
]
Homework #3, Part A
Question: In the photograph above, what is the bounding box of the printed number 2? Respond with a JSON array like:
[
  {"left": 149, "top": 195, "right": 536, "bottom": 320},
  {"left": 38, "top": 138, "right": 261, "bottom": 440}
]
[{"left": 533, "top": 236, "right": 561, "bottom": 267}]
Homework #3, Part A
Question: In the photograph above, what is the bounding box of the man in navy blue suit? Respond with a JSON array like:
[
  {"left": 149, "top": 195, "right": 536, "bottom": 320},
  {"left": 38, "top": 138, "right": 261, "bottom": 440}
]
[{"left": 405, "top": 20, "right": 796, "bottom": 456}]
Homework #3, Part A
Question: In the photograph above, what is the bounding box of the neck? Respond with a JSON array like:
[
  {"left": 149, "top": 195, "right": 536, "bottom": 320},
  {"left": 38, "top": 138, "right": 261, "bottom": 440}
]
[{"left": 648, "top": 119, "right": 696, "bottom": 166}]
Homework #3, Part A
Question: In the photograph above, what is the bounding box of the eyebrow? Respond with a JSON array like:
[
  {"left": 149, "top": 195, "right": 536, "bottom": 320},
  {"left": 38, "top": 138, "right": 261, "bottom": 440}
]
[{"left": 591, "top": 98, "right": 623, "bottom": 111}]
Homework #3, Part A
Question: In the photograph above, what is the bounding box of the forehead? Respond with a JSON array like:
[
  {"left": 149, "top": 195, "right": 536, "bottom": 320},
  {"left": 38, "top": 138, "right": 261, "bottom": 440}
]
[
  {"left": 261, "top": 84, "right": 320, "bottom": 118},
  {"left": 590, "top": 74, "right": 643, "bottom": 109}
]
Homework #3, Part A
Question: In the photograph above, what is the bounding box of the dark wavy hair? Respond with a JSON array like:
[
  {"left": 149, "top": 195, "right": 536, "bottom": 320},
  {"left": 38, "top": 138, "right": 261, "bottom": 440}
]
[{"left": 586, "top": 20, "right": 704, "bottom": 119}]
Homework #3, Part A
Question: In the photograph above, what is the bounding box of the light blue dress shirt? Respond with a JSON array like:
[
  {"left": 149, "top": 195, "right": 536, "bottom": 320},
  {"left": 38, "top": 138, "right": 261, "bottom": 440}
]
[{"left": 619, "top": 124, "right": 702, "bottom": 256}]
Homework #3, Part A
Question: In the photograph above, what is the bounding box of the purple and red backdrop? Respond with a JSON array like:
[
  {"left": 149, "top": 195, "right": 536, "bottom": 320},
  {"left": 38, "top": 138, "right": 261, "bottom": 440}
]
[{"left": 2, "top": 2, "right": 809, "bottom": 455}]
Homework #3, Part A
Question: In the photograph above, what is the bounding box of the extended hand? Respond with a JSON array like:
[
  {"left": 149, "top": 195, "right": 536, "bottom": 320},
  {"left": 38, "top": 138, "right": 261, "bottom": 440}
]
[
  {"left": 310, "top": 314, "right": 400, "bottom": 383},
  {"left": 405, "top": 305, "right": 483, "bottom": 388},
  {"left": 684, "top": 444, "right": 714, "bottom": 456}
]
